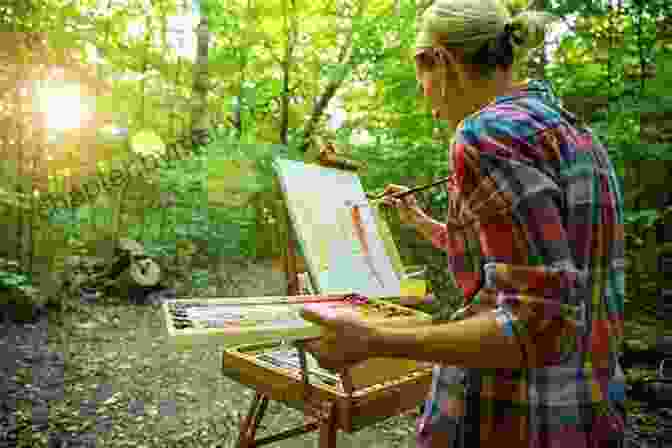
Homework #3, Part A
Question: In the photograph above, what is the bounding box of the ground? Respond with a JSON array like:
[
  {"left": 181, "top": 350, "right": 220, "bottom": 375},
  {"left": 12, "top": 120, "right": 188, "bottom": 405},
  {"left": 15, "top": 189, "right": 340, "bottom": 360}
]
[
  {"left": 0, "top": 299, "right": 426, "bottom": 448},
  {"left": 0, "top": 261, "right": 669, "bottom": 447}
]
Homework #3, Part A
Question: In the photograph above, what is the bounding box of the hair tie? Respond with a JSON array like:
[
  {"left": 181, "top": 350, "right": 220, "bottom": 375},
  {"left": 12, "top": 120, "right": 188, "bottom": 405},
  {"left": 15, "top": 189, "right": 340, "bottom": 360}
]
[{"left": 503, "top": 21, "right": 525, "bottom": 46}]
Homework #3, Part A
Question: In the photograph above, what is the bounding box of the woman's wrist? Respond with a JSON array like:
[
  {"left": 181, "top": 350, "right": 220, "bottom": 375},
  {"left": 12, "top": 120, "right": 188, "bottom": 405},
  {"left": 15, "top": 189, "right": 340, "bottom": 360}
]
[
  {"left": 367, "top": 325, "right": 389, "bottom": 358},
  {"left": 410, "top": 207, "right": 438, "bottom": 241},
  {"left": 409, "top": 205, "right": 427, "bottom": 221}
]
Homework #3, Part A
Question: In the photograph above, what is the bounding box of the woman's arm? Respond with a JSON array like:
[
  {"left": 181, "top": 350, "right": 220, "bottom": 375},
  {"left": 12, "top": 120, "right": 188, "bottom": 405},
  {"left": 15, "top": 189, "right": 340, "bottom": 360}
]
[
  {"left": 370, "top": 309, "right": 527, "bottom": 368},
  {"left": 368, "top": 294, "right": 570, "bottom": 369}
]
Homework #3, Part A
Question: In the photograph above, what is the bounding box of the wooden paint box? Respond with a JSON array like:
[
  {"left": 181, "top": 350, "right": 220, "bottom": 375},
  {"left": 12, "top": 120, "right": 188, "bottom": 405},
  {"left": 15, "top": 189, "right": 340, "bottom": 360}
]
[{"left": 221, "top": 338, "right": 433, "bottom": 436}]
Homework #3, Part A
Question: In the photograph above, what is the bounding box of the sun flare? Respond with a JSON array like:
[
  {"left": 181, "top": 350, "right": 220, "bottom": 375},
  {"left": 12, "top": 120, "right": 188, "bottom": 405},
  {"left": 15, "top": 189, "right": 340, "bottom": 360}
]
[{"left": 35, "top": 82, "right": 90, "bottom": 131}]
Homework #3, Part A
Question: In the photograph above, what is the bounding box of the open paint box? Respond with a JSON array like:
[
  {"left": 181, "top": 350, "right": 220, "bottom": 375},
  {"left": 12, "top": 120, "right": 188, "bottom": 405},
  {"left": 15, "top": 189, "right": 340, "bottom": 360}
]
[
  {"left": 221, "top": 338, "right": 433, "bottom": 434},
  {"left": 162, "top": 293, "right": 432, "bottom": 349}
]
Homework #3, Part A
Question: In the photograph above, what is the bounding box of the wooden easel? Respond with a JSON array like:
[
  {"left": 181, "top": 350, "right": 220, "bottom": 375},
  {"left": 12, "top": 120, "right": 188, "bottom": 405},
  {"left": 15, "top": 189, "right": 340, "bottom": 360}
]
[
  {"left": 233, "top": 145, "right": 433, "bottom": 448},
  {"left": 235, "top": 147, "right": 367, "bottom": 448},
  {"left": 273, "top": 176, "right": 301, "bottom": 297},
  {"left": 235, "top": 349, "right": 356, "bottom": 448}
]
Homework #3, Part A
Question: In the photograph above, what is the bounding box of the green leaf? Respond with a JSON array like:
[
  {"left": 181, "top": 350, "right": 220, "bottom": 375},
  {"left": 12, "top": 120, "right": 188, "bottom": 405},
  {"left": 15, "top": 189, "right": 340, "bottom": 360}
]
[{"left": 624, "top": 209, "right": 659, "bottom": 226}]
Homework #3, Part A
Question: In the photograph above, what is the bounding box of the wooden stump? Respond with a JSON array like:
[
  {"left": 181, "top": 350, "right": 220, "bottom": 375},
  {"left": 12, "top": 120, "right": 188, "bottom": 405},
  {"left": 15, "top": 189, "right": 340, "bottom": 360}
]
[{"left": 117, "top": 258, "right": 162, "bottom": 303}]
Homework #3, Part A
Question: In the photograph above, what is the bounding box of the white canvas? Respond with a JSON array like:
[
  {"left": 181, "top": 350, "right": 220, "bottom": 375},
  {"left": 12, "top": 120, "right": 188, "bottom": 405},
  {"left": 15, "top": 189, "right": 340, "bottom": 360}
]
[{"left": 273, "top": 158, "right": 402, "bottom": 298}]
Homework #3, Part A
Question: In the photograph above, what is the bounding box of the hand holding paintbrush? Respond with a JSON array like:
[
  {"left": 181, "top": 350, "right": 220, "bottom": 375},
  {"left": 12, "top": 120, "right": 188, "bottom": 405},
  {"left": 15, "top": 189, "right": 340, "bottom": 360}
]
[
  {"left": 376, "top": 184, "right": 425, "bottom": 227},
  {"left": 348, "top": 177, "right": 452, "bottom": 226},
  {"left": 361, "top": 177, "right": 452, "bottom": 205}
]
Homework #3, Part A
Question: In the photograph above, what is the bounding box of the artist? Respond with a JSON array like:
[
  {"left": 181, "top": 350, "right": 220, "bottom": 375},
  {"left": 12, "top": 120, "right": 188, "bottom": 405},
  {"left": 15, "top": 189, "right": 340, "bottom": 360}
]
[{"left": 300, "top": 0, "right": 628, "bottom": 447}]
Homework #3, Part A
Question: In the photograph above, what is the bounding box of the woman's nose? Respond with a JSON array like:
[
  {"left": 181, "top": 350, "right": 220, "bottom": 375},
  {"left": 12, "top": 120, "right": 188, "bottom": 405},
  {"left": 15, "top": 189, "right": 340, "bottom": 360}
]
[{"left": 423, "top": 78, "right": 435, "bottom": 96}]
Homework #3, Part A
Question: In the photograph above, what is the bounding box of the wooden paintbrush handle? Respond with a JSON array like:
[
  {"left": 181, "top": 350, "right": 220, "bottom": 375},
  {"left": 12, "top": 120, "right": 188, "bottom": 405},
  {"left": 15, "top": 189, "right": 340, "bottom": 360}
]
[{"left": 367, "top": 176, "right": 452, "bottom": 201}]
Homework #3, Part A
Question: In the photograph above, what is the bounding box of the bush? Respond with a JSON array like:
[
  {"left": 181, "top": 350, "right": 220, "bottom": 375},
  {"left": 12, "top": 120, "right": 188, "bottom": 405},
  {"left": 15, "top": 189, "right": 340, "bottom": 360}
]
[{"left": 0, "top": 257, "right": 45, "bottom": 323}]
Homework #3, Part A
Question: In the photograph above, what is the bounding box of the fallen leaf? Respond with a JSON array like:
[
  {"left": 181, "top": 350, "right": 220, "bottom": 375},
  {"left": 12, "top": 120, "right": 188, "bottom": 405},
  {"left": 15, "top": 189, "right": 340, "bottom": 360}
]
[{"left": 102, "top": 392, "right": 122, "bottom": 405}]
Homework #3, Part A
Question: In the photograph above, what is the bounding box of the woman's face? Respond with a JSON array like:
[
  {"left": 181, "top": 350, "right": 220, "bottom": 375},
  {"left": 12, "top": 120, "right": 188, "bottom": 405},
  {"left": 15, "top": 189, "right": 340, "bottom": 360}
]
[
  {"left": 415, "top": 49, "right": 466, "bottom": 122},
  {"left": 415, "top": 50, "right": 441, "bottom": 117},
  {"left": 415, "top": 46, "right": 517, "bottom": 127}
]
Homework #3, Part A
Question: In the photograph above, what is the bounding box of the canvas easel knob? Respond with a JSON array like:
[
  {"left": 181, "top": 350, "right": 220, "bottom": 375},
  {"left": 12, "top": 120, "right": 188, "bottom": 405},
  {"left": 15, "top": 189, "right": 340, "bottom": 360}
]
[{"left": 307, "top": 136, "right": 365, "bottom": 172}]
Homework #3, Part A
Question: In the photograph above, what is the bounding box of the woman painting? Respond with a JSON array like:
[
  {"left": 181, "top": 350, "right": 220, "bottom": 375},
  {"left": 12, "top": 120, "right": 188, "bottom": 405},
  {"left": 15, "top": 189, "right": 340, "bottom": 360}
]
[{"left": 300, "top": 0, "right": 628, "bottom": 447}]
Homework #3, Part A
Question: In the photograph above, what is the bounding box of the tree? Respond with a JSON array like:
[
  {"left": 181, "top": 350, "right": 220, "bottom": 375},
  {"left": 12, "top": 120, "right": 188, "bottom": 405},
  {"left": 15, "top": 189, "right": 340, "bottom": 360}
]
[{"left": 191, "top": 0, "right": 211, "bottom": 135}]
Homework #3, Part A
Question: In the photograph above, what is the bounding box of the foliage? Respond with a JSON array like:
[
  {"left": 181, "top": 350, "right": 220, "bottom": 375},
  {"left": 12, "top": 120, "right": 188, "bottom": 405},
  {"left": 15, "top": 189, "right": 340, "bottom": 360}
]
[
  {"left": 190, "top": 268, "right": 210, "bottom": 291},
  {"left": 0, "top": 259, "right": 31, "bottom": 290},
  {"left": 0, "top": 0, "right": 669, "bottom": 291},
  {"left": 624, "top": 209, "right": 661, "bottom": 228},
  {"left": 0, "top": 257, "right": 43, "bottom": 323},
  {"left": 544, "top": 1, "right": 672, "bottom": 258}
]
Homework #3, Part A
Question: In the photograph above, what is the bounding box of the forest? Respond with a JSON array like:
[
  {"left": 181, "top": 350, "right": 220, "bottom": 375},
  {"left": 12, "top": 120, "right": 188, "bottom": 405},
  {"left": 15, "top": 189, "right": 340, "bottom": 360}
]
[{"left": 0, "top": 0, "right": 670, "bottom": 447}]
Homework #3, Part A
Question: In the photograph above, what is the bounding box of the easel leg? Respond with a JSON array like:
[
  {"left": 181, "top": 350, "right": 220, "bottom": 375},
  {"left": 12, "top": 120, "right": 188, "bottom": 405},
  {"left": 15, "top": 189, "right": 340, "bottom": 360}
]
[
  {"left": 274, "top": 192, "right": 299, "bottom": 297},
  {"left": 253, "top": 396, "right": 269, "bottom": 433},
  {"left": 318, "top": 402, "right": 337, "bottom": 448},
  {"left": 238, "top": 392, "right": 269, "bottom": 448}
]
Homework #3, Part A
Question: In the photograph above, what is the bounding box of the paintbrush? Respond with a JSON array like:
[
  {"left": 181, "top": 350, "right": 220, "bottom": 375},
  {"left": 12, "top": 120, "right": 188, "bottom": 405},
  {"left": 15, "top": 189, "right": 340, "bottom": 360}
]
[{"left": 346, "top": 176, "right": 452, "bottom": 208}]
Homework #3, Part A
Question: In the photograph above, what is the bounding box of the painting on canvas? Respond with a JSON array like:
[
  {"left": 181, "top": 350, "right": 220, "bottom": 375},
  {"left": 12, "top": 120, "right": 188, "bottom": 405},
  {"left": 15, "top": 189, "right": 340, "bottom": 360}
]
[{"left": 273, "top": 158, "right": 402, "bottom": 298}]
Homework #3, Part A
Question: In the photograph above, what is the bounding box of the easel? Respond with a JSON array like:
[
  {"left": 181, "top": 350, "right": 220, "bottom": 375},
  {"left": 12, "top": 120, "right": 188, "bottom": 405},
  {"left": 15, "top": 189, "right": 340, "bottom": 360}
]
[
  {"left": 236, "top": 144, "right": 357, "bottom": 448},
  {"left": 233, "top": 145, "right": 430, "bottom": 448}
]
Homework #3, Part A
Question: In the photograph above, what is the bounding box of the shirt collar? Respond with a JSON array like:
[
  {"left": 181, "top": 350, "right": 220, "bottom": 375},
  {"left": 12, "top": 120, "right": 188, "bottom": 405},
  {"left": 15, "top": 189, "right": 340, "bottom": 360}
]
[{"left": 491, "top": 79, "right": 558, "bottom": 105}]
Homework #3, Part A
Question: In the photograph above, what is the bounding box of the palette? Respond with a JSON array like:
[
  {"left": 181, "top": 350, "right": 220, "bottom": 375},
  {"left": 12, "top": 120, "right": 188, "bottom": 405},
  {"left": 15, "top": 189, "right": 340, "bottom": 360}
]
[{"left": 163, "top": 294, "right": 431, "bottom": 349}]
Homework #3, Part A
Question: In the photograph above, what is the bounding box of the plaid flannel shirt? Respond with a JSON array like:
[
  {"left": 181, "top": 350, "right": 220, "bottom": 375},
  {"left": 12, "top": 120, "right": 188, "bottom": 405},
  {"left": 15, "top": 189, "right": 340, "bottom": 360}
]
[{"left": 416, "top": 79, "right": 627, "bottom": 448}]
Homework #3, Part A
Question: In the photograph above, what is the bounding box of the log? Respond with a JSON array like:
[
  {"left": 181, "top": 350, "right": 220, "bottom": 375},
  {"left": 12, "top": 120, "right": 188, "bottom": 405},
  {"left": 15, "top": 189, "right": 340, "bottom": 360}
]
[
  {"left": 115, "top": 258, "right": 162, "bottom": 304},
  {"left": 120, "top": 258, "right": 162, "bottom": 287}
]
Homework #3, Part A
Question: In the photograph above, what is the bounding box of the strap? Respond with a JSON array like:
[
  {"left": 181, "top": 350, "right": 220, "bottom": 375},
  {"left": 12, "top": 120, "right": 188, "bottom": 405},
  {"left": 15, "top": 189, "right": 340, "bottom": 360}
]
[{"left": 463, "top": 369, "right": 482, "bottom": 448}]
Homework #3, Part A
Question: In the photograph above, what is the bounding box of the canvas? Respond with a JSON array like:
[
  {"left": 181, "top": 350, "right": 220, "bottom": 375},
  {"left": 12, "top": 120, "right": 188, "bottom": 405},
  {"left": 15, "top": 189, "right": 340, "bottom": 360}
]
[{"left": 273, "top": 158, "right": 403, "bottom": 298}]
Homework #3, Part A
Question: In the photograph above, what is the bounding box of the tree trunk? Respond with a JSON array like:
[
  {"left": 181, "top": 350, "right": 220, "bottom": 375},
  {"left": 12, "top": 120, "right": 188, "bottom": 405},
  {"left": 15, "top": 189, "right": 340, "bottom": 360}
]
[
  {"left": 15, "top": 79, "right": 25, "bottom": 265},
  {"left": 279, "top": 0, "right": 297, "bottom": 146},
  {"left": 112, "top": 175, "right": 131, "bottom": 243},
  {"left": 191, "top": 6, "right": 210, "bottom": 136},
  {"left": 230, "top": 0, "right": 255, "bottom": 140},
  {"left": 139, "top": 11, "right": 153, "bottom": 127}
]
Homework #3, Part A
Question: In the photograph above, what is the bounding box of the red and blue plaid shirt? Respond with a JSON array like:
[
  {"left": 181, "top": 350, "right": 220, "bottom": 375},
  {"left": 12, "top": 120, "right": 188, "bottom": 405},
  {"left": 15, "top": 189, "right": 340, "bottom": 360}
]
[{"left": 417, "top": 79, "right": 627, "bottom": 448}]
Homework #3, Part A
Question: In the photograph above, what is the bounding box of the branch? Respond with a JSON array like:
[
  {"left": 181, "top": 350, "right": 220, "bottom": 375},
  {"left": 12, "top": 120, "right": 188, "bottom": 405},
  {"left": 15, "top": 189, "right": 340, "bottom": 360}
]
[
  {"left": 279, "top": 0, "right": 297, "bottom": 146},
  {"left": 299, "top": 0, "right": 368, "bottom": 153},
  {"left": 261, "top": 39, "right": 283, "bottom": 65}
]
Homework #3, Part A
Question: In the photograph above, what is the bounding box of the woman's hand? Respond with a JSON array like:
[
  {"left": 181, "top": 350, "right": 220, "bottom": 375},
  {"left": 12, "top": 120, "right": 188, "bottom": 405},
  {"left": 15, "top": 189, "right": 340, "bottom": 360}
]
[
  {"left": 380, "top": 184, "right": 424, "bottom": 226},
  {"left": 299, "top": 304, "right": 382, "bottom": 371}
]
